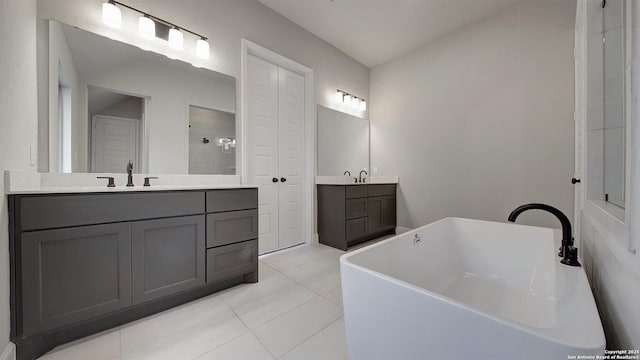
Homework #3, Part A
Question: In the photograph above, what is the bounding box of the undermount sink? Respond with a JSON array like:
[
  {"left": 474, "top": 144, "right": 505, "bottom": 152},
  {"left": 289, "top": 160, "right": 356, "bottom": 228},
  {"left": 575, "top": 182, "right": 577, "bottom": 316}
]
[{"left": 340, "top": 217, "right": 605, "bottom": 360}]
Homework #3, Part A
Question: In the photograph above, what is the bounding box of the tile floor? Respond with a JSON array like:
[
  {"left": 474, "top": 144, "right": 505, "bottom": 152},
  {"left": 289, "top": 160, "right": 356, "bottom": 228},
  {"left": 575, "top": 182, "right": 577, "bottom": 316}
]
[{"left": 38, "top": 242, "right": 355, "bottom": 360}]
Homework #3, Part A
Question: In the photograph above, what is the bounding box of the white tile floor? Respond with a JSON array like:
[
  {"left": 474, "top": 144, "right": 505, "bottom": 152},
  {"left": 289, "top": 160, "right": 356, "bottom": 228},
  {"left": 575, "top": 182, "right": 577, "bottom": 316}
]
[{"left": 38, "top": 243, "right": 352, "bottom": 360}]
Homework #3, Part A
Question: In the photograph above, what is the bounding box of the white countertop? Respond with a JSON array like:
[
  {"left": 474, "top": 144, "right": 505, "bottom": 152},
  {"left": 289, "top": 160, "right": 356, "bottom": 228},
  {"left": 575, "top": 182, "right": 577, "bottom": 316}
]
[
  {"left": 315, "top": 175, "right": 398, "bottom": 185},
  {"left": 4, "top": 171, "right": 257, "bottom": 195},
  {"left": 6, "top": 184, "right": 258, "bottom": 195}
]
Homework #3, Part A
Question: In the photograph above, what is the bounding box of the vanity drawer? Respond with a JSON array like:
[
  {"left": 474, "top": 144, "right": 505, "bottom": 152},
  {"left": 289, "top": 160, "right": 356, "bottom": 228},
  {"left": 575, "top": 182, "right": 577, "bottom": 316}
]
[
  {"left": 346, "top": 217, "right": 368, "bottom": 243},
  {"left": 346, "top": 198, "right": 368, "bottom": 219},
  {"left": 17, "top": 191, "right": 205, "bottom": 231},
  {"left": 346, "top": 186, "right": 368, "bottom": 199},
  {"left": 206, "top": 210, "right": 258, "bottom": 248},
  {"left": 206, "top": 189, "right": 258, "bottom": 213},
  {"left": 368, "top": 184, "right": 396, "bottom": 197},
  {"left": 206, "top": 240, "right": 257, "bottom": 283}
]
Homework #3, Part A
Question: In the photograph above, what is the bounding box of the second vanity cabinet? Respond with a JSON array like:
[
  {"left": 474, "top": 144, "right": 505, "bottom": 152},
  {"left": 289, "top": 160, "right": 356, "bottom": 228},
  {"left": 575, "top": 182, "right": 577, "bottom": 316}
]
[
  {"left": 318, "top": 184, "right": 397, "bottom": 250},
  {"left": 9, "top": 188, "right": 258, "bottom": 360}
]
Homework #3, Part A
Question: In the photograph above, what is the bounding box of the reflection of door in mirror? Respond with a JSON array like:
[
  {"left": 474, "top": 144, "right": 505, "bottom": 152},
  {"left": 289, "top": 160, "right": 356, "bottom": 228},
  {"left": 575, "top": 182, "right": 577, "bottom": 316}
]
[
  {"left": 89, "top": 87, "right": 143, "bottom": 173},
  {"left": 188, "top": 105, "right": 236, "bottom": 175}
]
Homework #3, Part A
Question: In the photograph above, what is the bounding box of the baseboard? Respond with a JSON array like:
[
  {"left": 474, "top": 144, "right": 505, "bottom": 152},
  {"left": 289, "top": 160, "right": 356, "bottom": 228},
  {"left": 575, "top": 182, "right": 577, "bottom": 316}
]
[
  {"left": 312, "top": 233, "right": 319, "bottom": 244},
  {"left": 396, "top": 226, "right": 412, "bottom": 234},
  {"left": 0, "top": 342, "right": 16, "bottom": 360}
]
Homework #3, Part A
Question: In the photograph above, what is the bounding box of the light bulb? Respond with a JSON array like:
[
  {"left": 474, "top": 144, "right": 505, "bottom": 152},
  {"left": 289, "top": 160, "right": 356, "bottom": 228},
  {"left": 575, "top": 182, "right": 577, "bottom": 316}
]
[
  {"left": 334, "top": 90, "right": 343, "bottom": 103},
  {"left": 168, "top": 28, "right": 183, "bottom": 50},
  {"left": 343, "top": 94, "right": 351, "bottom": 105},
  {"left": 359, "top": 100, "right": 366, "bottom": 111},
  {"left": 196, "top": 38, "right": 210, "bottom": 59},
  {"left": 102, "top": 2, "right": 121, "bottom": 29},
  {"left": 138, "top": 16, "right": 155, "bottom": 40},
  {"left": 352, "top": 97, "right": 360, "bottom": 109}
]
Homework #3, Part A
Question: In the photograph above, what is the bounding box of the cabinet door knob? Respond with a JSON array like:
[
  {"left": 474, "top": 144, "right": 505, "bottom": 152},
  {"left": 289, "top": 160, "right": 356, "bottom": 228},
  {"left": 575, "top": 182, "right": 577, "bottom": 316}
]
[
  {"left": 571, "top": 177, "right": 581, "bottom": 184},
  {"left": 272, "top": 177, "right": 279, "bottom": 183},
  {"left": 280, "top": 177, "right": 287, "bottom": 183}
]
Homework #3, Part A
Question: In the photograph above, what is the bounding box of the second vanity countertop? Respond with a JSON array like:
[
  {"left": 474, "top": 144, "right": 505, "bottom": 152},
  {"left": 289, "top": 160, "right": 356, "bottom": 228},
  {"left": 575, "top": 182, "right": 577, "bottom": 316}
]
[{"left": 315, "top": 175, "right": 398, "bottom": 185}]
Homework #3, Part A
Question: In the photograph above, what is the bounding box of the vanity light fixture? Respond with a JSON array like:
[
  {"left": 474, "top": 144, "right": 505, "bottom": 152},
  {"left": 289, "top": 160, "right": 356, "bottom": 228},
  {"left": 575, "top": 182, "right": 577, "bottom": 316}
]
[
  {"left": 102, "top": 1, "right": 209, "bottom": 59},
  {"left": 168, "top": 27, "right": 184, "bottom": 50},
  {"left": 138, "top": 15, "right": 155, "bottom": 40},
  {"left": 102, "top": 1, "right": 122, "bottom": 29},
  {"left": 334, "top": 89, "right": 366, "bottom": 111},
  {"left": 196, "top": 38, "right": 210, "bottom": 59}
]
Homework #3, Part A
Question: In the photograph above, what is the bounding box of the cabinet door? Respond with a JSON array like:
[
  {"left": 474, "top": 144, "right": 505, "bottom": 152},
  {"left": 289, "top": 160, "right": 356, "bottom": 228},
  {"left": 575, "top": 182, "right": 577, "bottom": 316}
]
[
  {"left": 367, "top": 197, "right": 384, "bottom": 234},
  {"left": 132, "top": 215, "right": 205, "bottom": 304},
  {"left": 382, "top": 196, "right": 397, "bottom": 231},
  {"left": 21, "top": 223, "right": 132, "bottom": 336}
]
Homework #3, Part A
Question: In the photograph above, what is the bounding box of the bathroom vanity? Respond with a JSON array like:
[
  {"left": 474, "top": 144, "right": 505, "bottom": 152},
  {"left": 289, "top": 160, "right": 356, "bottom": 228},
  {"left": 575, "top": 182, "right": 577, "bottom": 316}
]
[
  {"left": 317, "top": 183, "right": 397, "bottom": 250},
  {"left": 8, "top": 186, "right": 258, "bottom": 360}
]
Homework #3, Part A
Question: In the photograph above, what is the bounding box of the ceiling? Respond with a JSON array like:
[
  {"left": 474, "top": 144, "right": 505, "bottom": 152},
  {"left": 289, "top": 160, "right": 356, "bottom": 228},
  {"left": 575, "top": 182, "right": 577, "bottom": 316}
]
[{"left": 257, "top": 0, "right": 521, "bottom": 68}]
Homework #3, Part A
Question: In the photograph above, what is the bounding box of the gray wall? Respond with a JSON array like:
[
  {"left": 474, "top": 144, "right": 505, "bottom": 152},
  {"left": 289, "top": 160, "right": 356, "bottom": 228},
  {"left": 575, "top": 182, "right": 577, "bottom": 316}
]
[
  {"left": 370, "top": 0, "right": 577, "bottom": 230},
  {"left": 0, "top": 0, "right": 38, "bottom": 356}
]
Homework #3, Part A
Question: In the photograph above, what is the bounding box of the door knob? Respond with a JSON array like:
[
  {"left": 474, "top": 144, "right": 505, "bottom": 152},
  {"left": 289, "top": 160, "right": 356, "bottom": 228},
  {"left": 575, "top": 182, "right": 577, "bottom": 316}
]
[
  {"left": 281, "top": 177, "right": 287, "bottom": 183},
  {"left": 272, "top": 177, "right": 279, "bottom": 183},
  {"left": 571, "top": 177, "right": 581, "bottom": 184}
]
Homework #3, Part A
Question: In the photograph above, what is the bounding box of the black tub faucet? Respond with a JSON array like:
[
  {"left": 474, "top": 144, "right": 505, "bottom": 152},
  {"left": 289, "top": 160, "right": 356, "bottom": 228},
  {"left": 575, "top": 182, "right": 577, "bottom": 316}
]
[
  {"left": 126, "top": 160, "right": 134, "bottom": 187},
  {"left": 508, "top": 203, "right": 581, "bottom": 267}
]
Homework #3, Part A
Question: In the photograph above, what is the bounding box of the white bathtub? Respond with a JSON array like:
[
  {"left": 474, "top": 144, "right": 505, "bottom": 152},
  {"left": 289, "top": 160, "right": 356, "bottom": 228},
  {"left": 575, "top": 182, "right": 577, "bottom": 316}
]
[{"left": 340, "top": 217, "right": 605, "bottom": 360}]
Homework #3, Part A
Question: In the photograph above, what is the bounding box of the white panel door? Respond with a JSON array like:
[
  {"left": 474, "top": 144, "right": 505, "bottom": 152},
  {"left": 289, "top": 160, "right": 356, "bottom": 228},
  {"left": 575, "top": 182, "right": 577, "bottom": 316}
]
[
  {"left": 246, "top": 54, "right": 280, "bottom": 253},
  {"left": 92, "top": 115, "right": 139, "bottom": 173},
  {"left": 277, "top": 67, "right": 305, "bottom": 248}
]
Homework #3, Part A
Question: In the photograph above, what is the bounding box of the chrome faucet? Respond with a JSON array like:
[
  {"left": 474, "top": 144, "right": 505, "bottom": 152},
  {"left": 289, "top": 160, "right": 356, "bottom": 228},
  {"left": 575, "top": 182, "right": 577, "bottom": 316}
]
[
  {"left": 126, "top": 160, "right": 134, "bottom": 187},
  {"left": 508, "top": 203, "right": 580, "bottom": 267},
  {"left": 358, "top": 169, "right": 368, "bottom": 183}
]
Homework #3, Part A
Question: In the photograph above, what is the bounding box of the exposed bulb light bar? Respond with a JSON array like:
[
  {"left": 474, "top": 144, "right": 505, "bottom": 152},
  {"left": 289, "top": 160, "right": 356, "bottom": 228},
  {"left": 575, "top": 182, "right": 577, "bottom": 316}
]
[
  {"left": 138, "top": 15, "right": 155, "bottom": 40},
  {"left": 334, "top": 89, "right": 366, "bottom": 111},
  {"left": 102, "top": 2, "right": 122, "bottom": 29},
  {"left": 168, "top": 28, "right": 183, "bottom": 50},
  {"left": 196, "top": 38, "right": 210, "bottom": 59}
]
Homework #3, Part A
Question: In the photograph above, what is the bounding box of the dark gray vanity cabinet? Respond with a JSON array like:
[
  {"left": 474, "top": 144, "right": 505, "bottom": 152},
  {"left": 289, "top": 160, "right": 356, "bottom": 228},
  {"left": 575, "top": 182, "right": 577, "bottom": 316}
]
[
  {"left": 9, "top": 188, "right": 258, "bottom": 360},
  {"left": 318, "top": 184, "right": 397, "bottom": 250}
]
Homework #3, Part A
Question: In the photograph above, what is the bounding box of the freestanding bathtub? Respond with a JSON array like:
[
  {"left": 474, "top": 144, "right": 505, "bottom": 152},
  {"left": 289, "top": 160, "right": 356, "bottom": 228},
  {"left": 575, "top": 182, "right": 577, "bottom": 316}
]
[{"left": 340, "top": 217, "right": 605, "bottom": 360}]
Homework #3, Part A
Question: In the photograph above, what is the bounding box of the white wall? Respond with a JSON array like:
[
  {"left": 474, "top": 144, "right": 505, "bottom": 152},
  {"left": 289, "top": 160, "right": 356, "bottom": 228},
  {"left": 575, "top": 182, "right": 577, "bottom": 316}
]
[
  {"left": 0, "top": 0, "right": 38, "bottom": 358},
  {"left": 370, "top": 0, "right": 576, "bottom": 230},
  {"left": 36, "top": 0, "right": 370, "bottom": 172}
]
